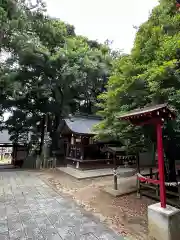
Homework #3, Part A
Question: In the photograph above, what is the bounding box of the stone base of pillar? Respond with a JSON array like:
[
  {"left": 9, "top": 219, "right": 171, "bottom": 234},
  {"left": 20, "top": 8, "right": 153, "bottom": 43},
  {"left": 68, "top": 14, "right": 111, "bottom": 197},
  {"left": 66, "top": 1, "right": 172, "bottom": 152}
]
[{"left": 148, "top": 203, "right": 180, "bottom": 240}]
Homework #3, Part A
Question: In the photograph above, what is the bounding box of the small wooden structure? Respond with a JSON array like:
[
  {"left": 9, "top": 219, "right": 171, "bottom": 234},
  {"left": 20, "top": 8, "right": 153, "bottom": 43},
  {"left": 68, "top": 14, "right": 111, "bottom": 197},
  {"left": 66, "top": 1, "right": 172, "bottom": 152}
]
[
  {"left": 0, "top": 129, "right": 28, "bottom": 168},
  {"left": 59, "top": 116, "right": 123, "bottom": 169},
  {"left": 100, "top": 145, "right": 136, "bottom": 190},
  {"left": 101, "top": 146, "right": 136, "bottom": 166},
  {"left": 118, "top": 103, "right": 176, "bottom": 208}
]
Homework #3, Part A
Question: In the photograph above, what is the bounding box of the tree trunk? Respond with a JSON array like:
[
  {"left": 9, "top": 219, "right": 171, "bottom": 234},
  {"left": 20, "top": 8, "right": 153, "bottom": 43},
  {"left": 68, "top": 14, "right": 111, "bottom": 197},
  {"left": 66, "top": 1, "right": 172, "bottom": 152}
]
[
  {"left": 51, "top": 86, "right": 64, "bottom": 156},
  {"left": 42, "top": 114, "right": 49, "bottom": 168},
  {"left": 39, "top": 116, "right": 45, "bottom": 156},
  {"left": 51, "top": 114, "right": 61, "bottom": 152}
]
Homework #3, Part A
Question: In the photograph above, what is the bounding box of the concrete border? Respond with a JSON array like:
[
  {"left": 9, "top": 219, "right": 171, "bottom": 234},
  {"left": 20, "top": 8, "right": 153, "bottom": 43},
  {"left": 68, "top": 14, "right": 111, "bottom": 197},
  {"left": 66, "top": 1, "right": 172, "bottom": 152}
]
[{"left": 57, "top": 167, "right": 136, "bottom": 180}]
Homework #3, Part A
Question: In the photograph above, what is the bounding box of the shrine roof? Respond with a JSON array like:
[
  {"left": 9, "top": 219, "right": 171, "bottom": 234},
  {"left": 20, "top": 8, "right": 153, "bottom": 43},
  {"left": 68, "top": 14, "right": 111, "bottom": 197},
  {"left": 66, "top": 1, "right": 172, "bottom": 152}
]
[
  {"left": 62, "top": 115, "right": 102, "bottom": 135},
  {"left": 118, "top": 103, "right": 175, "bottom": 123}
]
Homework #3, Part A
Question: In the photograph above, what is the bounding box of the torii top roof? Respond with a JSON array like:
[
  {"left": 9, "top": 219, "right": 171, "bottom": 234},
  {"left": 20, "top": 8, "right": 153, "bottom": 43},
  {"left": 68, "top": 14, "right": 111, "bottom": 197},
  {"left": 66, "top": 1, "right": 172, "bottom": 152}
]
[{"left": 118, "top": 103, "right": 176, "bottom": 124}]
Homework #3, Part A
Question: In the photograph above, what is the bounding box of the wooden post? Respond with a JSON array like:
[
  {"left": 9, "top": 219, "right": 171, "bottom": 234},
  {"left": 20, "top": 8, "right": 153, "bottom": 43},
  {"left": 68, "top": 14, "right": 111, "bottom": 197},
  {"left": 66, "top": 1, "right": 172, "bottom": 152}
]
[
  {"left": 52, "top": 151, "right": 56, "bottom": 169},
  {"left": 150, "top": 167, "right": 153, "bottom": 179},
  {"left": 113, "top": 152, "right": 118, "bottom": 190},
  {"left": 81, "top": 146, "right": 84, "bottom": 160},
  {"left": 66, "top": 143, "right": 69, "bottom": 157},
  {"left": 136, "top": 153, "right": 141, "bottom": 198},
  {"left": 75, "top": 144, "right": 77, "bottom": 159},
  {"left": 156, "top": 122, "right": 166, "bottom": 208},
  {"left": 178, "top": 184, "right": 180, "bottom": 200}
]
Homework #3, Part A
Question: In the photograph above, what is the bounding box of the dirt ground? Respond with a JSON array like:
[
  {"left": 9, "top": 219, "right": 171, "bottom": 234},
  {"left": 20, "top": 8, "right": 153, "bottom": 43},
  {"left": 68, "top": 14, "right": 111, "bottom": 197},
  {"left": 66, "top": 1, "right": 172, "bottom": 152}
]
[{"left": 39, "top": 169, "right": 156, "bottom": 240}]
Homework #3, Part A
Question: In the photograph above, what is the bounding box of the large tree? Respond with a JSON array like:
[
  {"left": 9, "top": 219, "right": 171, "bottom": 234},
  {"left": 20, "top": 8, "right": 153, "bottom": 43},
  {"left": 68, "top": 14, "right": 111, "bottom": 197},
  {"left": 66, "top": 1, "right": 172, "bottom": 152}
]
[
  {"left": 0, "top": 0, "right": 112, "bottom": 163},
  {"left": 97, "top": 0, "right": 180, "bottom": 181}
]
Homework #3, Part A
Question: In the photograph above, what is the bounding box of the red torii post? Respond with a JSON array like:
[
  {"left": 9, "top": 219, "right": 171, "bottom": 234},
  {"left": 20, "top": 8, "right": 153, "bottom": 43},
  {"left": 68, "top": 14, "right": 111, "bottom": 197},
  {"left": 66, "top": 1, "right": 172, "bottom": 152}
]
[
  {"left": 176, "top": 0, "right": 180, "bottom": 9},
  {"left": 118, "top": 104, "right": 176, "bottom": 208}
]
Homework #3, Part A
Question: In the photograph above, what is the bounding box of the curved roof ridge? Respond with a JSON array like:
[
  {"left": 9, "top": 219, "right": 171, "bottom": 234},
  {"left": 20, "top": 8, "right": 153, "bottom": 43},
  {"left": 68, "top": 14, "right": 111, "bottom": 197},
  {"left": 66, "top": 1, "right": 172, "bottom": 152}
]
[{"left": 64, "top": 115, "right": 101, "bottom": 135}]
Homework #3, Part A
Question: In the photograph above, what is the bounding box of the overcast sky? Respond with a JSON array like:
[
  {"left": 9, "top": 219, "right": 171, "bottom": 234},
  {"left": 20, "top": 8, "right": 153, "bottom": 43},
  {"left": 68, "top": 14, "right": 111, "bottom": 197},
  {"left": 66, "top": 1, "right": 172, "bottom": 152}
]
[{"left": 45, "top": 0, "right": 158, "bottom": 53}]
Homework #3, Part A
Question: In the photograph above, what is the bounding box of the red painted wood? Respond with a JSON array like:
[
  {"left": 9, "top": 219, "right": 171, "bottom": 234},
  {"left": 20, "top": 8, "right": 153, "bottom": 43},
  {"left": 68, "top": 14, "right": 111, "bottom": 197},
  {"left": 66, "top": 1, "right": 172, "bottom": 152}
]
[
  {"left": 157, "top": 123, "right": 166, "bottom": 208},
  {"left": 138, "top": 176, "right": 160, "bottom": 185},
  {"left": 132, "top": 118, "right": 161, "bottom": 126}
]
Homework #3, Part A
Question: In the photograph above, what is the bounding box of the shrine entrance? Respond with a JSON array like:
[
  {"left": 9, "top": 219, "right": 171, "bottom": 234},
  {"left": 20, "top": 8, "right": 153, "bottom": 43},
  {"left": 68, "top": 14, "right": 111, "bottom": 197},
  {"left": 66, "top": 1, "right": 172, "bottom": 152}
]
[
  {"left": 0, "top": 130, "right": 13, "bottom": 168},
  {"left": 0, "top": 130, "right": 28, "bottom": 169},
  {"left": 0, "top": 144, "right": 13, "bottom": 164},
  {"left": 118, "top": 103, "right": 176, "bottom": 208},
  {"left": 118, "top": 103, "right": 180, "bottom": 239}
]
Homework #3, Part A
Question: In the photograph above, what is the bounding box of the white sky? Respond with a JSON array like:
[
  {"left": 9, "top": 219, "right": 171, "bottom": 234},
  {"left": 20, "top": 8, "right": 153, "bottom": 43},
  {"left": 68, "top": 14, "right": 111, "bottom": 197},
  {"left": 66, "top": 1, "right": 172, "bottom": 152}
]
[{"left": 45, "top": 0, "right": 159, "bottom": 53}]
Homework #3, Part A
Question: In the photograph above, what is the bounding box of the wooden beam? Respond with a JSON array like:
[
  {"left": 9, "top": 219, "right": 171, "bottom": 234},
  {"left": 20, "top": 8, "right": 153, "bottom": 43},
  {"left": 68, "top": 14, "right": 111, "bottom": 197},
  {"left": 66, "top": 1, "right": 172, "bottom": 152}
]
[{"left": 131, "top": 118, "right": 161, "bottom": 126}]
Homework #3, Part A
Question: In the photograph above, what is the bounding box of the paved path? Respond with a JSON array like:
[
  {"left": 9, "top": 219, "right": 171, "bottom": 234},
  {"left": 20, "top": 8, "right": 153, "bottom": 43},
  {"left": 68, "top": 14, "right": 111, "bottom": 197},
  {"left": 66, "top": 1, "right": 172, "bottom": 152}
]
[{"left": 0, "top": 171, "right": 123, "bottom": 240}]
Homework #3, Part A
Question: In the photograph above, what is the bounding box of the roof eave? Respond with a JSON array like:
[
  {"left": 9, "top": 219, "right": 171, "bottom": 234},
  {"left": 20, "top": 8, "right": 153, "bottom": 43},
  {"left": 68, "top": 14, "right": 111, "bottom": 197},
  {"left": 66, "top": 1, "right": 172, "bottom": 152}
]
[{"left": 118, "top": 104, "right": 176, "bottom": 121}]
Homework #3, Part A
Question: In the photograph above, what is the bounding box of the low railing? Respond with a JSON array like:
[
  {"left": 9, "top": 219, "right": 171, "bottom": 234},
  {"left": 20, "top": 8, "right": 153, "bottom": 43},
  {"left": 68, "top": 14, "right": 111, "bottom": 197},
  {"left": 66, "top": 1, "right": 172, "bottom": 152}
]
[{"left": 66, "top": 143, "right": 137, "bottom": 166}]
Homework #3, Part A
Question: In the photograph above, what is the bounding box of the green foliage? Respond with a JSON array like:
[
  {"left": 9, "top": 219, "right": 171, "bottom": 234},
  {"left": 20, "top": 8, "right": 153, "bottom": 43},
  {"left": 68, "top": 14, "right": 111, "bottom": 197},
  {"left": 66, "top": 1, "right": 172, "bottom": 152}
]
[
  {"left": 97, "top": 0, "right": 180, "bottom": 153},
  {"left": 0, "top": 0, "right": 112, "bottom": 151}
]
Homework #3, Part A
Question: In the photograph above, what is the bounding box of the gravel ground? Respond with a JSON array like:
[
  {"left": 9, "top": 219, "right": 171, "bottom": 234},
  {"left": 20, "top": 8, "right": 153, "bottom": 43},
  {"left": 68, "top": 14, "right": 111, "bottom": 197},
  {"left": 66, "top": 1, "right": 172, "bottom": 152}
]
[{"left": 39, "top": 169, "right": 156, "bottom": 240}]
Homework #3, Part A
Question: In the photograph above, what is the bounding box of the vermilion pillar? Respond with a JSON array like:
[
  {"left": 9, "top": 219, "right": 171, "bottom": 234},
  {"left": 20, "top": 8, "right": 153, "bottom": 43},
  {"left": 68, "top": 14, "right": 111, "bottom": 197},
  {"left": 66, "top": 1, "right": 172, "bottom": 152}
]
[{"left": 156, "top": 122, "right": 166, "bottom": 208}]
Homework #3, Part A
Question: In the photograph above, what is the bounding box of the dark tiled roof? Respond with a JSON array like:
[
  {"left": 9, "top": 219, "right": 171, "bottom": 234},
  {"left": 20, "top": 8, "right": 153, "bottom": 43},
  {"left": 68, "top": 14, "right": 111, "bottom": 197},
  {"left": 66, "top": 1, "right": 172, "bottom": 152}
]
[
  {"left": 64, "top": 116, "right": 101, "bottom": 135},
  {"left": 0, "top": 130, "right": 11, "bottom": 144}
]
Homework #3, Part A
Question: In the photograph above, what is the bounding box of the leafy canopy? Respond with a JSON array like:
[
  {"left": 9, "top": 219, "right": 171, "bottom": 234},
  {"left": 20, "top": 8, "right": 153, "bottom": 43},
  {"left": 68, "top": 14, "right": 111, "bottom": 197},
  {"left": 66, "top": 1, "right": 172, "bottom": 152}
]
[{"left": 97, "top": 0, "right": 180, "bottom": 152}]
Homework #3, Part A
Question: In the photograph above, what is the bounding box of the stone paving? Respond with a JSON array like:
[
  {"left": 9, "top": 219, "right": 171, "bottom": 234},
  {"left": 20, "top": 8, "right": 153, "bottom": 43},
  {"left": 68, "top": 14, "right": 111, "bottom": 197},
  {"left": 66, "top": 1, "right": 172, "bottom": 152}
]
[{"left": 0, "top": 170, "right": 124, "bottom": 240}]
